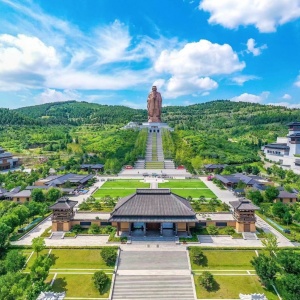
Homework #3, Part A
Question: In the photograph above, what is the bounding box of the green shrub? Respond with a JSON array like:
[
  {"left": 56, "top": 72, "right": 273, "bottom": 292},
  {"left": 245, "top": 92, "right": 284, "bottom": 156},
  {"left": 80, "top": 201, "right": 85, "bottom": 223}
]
[
  {"left": 207, "top": 225, "right": 219, "bottom": 235},
  {"left": 100, "top": 247, "right": 117, "bottom": 266},
  {"left": 88, "top": 224, "right": 101, "bottom": 234},
  {"left": 198, "top": 271, "right": 215, "bottom": 290},
  {"left": 93, "top": 271, "right": 109, "bottom": 294},
  {"left": 190, "top": 248, "right": 205, "bottom": 265}
]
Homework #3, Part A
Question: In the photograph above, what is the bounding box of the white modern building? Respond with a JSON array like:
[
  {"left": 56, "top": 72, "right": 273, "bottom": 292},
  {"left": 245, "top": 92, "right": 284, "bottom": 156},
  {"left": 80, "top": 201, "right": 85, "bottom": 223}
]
[
  {"left": 0, "top": 147, "right": 19, "bottom": 170},
  {"left": 263, "top": 122, "right": 300, "bottom": 173}
]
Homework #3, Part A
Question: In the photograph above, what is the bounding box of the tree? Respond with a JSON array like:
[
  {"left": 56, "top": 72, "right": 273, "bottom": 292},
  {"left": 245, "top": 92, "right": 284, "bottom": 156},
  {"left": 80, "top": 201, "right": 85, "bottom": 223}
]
[
  {"left": 247, "top": 189, "right": 264, "bottom": 206},
  {"left": 277, "top": 251, "right": 300, "bottom": 275},
  {"left": 272, "top": 202, "right": 287, "bottom": 220},
  {"left": 279, "top": 273, "right": 300, "bottom": 300},
  {"left": 190, "top": 248, "right": 205, "bottom": 265},
  {"left": 31, "top": 188, "right": 45, "bottom": 202},
  {"left": 251, "top": 254, "right": 279, "bottom": 287},
  {"left": 224, "top": 226, "right": 235, "bottom": 235},
  {"left": 93, "top": 271, "right": 109, "bottom": 294},
  {"left": 207, "top": 225, "right": 218, "bottom": 235},
  {"left": 261, "top": 233, "right": 278, "bottom": 257},
  {"left": 0, "top": 223, "right": 11, "bottom": 252},
  {"left": 198, "top": 271, "right": 215, "bottom": 290},
  {"left": 5, "top": 250, "right": 26, "bottom": 272},
  {"left": 32, "top": 237, "right": 46, "bottom": 257},
  {"left": 264, "top": 186, "right": 279, "bottom": 203},
  {"left": 100, "top": 247, "right": 117, "bottom": 267},
  {"left": 46, "top": 188, "right": 61, "bottom": 202},
  {"left": 30, "top": 254, "right": 52, "bottom": 282},
  {"left": 283, "top": 211, "right": 293, "bottom": 225}
]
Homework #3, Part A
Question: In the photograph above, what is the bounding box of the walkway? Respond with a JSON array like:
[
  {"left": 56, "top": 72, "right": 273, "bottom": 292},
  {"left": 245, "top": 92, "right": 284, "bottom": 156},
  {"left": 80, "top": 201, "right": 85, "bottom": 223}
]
[{"left": 113, "top": 248, "right": 195, "bottom": 300}]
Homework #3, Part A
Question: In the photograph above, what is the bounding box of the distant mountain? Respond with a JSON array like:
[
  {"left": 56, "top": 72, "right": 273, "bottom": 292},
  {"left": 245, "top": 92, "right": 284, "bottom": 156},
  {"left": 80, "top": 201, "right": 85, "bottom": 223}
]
[
  {"left": 8, "top": 100, "right": 300, "bottom": 143},
  {"left": 14, "top": 101, "right": 147, "bottom": 125}
]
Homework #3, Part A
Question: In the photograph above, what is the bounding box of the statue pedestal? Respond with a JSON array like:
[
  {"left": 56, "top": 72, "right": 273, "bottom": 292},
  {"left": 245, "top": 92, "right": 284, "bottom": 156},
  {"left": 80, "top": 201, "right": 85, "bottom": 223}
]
[{"left": 140, "top": 122, "right": 173, "bottom": 132}]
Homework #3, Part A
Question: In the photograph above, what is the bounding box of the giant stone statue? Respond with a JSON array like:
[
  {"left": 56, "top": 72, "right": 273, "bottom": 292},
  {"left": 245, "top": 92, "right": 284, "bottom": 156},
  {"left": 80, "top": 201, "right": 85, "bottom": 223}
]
[{"left": 147, "top": 85, "right": 162, "bottom": 123}]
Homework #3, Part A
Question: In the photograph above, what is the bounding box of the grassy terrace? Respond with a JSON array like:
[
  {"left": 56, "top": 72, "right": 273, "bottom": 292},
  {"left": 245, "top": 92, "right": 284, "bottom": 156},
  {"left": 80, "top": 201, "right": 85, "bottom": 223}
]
[
  {"left": 25, "top": 249, "right": 114, "bottom": 299},
  {"left": 189, "top": 249, "right": 279, "bottom": 299},
  {"left": 158, "top": 179, "right": 208, "bottom": 188},
  {"left": 93, "top": 180, "right": 149, "bottom": 198}
]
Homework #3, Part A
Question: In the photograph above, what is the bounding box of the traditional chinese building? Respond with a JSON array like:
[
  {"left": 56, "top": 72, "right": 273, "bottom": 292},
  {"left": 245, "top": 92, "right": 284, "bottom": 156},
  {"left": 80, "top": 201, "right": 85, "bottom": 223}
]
[
  {"left": 108, "top": 189, "right": 198, "bottom": 236},
  {"left": 49, "top": 197, "right": 78, "bottom": 231},
  {"left": 230, "top": 198, "right": 259, "bottom": 232}
]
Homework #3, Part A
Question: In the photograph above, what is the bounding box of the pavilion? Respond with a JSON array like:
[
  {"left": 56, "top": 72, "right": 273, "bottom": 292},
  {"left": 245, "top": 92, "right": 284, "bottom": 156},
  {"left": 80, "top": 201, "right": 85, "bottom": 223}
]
[{"left": 108, "top": 189, "right": 198, "bottom": 236}]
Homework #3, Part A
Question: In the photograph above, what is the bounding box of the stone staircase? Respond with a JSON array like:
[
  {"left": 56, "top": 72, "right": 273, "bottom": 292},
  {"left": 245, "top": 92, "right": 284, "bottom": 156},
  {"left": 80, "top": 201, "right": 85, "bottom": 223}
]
[
  {"left": 134, "top": 159, "right": 145, "bottom": 169},
  {"left": 164, "top": 159, "right": 175, "bottom": 169},
  {"left": 242, "top": 232, "right": 258, "bottom": 240},
  {"left": 50, "top": 232, "right": 64, "bottom": 239},
  {"left": 113, "top": 250, "right": 195, "bottom": 300}
]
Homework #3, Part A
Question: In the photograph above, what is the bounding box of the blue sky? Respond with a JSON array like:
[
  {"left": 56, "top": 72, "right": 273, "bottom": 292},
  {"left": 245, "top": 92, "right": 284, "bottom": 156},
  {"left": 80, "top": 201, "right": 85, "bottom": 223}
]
[{"left": 0, "top": 0, "right": 300, "bottom": 109}]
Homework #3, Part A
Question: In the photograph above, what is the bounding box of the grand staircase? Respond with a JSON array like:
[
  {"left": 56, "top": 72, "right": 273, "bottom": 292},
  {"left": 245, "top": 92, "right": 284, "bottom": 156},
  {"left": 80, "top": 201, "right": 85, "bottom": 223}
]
[{"left": 112, "top": 249, "right": 195, "bottom": 300}]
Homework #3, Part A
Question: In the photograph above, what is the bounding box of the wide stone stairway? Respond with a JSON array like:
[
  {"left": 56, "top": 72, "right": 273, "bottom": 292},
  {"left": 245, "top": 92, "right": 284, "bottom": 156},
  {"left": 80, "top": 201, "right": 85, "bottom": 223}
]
[{"left": 112, "top": 249, "right": 195, "bottom": 300}]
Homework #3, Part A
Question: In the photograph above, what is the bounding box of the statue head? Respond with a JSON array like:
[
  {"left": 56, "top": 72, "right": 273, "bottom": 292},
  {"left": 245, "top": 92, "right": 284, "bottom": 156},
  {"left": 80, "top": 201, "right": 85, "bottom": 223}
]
[{"left": 152, "top": 85, "right": 157, "bottom": 92}]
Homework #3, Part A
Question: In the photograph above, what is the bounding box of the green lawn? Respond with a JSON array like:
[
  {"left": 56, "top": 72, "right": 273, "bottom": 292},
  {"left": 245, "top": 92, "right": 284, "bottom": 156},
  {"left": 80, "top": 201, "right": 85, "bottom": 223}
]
[
  {"left": 49, "top": 273, "right": 112, "bottom": 298},
  {"left": 93, "top": 189, "right": 136, "bottom": 198},
  {"left": 25, "top": 249, "right": 49, "bottom": 271},
  {"left": 49, "top": 249, "right": 112, "bottom": 270},
  {"left": 194, "top": 275, "right": 278, "bottom": 299},
  {"left": 190, "top": 250, "right": 257, "bottom": 270},
  {"left": 171, "top": 189, "right": 216, "bottom": 199},
  {"left": 158, "top": 179, "right": 207, "bottom": 188},
  {"left": 100, "top": 180, "right": 149, "bottom": 188}
]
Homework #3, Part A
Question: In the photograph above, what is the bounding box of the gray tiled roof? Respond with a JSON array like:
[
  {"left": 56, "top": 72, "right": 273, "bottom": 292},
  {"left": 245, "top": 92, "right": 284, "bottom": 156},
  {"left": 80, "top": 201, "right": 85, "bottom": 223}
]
[
  {"left": 264, "top": 143, "right": 289, "bottom": 150},
  {"left": 230, "top": 198, "right": 259, "bottom": 210},
  {"left": 12, "top": 190, "right": 31, "bottom": 198},
  {"left": 44, "top": 173, "right": 94, "bottom": 185},
  {"left": 278, "top": 191, "right": 298, "bottom": 198},
  {"left": 110, "top": 189, "right": 196, "bottom": 219},
  {"left": 49, "top": 197, "right": 78, "bottom": 209},
  {"left": 204, "top": 164, "right": 227, "bottom": 169}
]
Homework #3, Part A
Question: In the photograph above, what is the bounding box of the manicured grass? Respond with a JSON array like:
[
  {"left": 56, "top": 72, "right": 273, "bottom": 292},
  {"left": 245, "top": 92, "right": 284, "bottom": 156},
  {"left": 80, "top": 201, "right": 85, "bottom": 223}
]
[
  {"left": 194, "top": 275, "right": 278, "bottom": 299},
  {"left": 93, "top": 189, "right": 136, "bottom": 198},
  {"left": 100, "top": 180, "right": 149, "bottom": 188},
  {"left": 49, "top": 273, "right": 112, "bottom": 298},
  {"left": 190, "top": 250, "right": 257, "bottom": 270},
  {"left": 158, "top": 179, "right": 207, "bottom": 188},
  {"left": 49, "top": 249, "right": 112, "bottom": 269},
  {"left": 171, "top": 189, "right": 216, "bottom": 199}
]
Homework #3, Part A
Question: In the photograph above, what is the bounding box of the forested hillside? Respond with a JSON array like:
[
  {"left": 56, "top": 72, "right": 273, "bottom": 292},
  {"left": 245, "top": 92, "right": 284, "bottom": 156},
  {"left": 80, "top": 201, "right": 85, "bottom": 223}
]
[
  {"left": 15, "top": 101, "right": 146, "bottom": 125},
  {"left": 1, "top": 100, "right": 299, "bottom": 172}
]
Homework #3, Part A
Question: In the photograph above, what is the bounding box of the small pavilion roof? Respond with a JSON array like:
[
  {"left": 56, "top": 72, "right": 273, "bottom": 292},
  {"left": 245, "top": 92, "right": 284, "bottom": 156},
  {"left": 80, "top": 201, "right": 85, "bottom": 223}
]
[
  {"left": 49, "top": 197, "right": 78, "bottom": 210},
  {"left": 230, "top": 198, "right": 259, "bottom": 211}
]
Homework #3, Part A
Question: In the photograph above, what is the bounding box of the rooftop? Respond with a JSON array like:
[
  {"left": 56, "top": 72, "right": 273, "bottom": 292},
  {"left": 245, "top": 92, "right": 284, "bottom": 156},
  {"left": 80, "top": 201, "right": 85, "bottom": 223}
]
[
  {"left": 264, "top": 143, "right": 289, "bottom": 150},
  {"left": 12, "top": 190, "right": 31, "bottom": 198},
  {"left": 230, "top": 198, "right": 259, "bottom": 211},
  {"left": 49, "top": 197, "right": 78, "bottom": 210},
  {"left": 109, "top": 188, "right": 197, "bottom": 222}
]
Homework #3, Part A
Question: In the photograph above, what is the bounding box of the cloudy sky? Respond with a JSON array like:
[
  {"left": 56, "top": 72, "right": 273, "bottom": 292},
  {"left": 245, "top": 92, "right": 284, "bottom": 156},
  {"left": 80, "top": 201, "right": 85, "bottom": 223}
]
[{"left": 0, "top": 0, "right": 300, "bottom": 109}]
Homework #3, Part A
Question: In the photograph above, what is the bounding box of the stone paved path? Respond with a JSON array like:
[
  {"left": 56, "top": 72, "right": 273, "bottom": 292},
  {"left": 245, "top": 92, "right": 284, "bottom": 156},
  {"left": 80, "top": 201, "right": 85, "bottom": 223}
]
[{"left": 113, "top": 248, "right": 195, "bottom": 300}]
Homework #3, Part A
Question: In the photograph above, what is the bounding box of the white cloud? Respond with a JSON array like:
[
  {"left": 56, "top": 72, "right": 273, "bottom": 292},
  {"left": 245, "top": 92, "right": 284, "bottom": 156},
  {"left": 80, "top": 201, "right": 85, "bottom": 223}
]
[
  {"left": 164, "top": 76, "right": 218, "bottom": 98},
  {"left": 282, "top": 94, "right": 292, "bottom": 100},
  {"left": 199, "top": 0, "right": 300, "bottom": 32},
  {"left": 231, "top": 91, "right": 270, "bottom": 103},
  {"left": 154, "top": 39, "right": 243, "bottom": 98},
  {"left": 36, "top": 89, "right": 81, "bottom": 104},
  {"left": 155, "top": 39, "right": 245, "bottom": 76},
  {"left": 267, "top": 102, "right": 300, "bottom": 108},
  {"left": 121, "top": 100, "right": 145, "bottom": 109},
  {"left": 246, "top": 38, "right": 267, "bottom": 56},
  {"left": 295, "top": 75, "right": 300, "bottom": 87},
  {"left": 231, "top": 75, "right": 259, "bottom": 85}
]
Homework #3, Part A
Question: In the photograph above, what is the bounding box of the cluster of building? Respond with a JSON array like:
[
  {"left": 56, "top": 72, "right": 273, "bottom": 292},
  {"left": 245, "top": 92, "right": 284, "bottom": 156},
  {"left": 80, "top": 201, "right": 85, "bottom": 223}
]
[
  {"left": 215, "top": 173, "right": 299, "bottom": 204},
  {"left": 0, "top": 147, "right": 19, "bottom": 170},
  {"left": 0, "top": 173, "right": 94, "bottom": 203}
]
